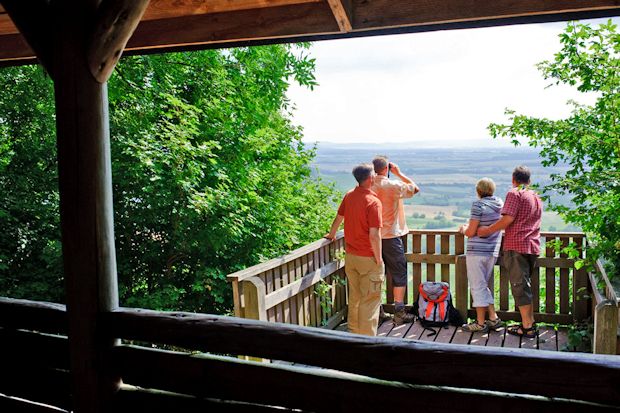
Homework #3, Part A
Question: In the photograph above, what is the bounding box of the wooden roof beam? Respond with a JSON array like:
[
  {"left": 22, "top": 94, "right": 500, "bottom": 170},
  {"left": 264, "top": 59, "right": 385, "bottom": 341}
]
[
  {"left": 0, "top": 0, "right": 322, "bottom": 36},
  {"left": 327, "top": 0, "right": 352, "bottom": 32},
  {"left": 1, "top": 0, "right": 620, "bottom": 65},
  {"left": 0, "top": 0, "right": 53, "bottom": 73},
  {"left": 88, "top": 0, "right": 151, "bottom": 83}
]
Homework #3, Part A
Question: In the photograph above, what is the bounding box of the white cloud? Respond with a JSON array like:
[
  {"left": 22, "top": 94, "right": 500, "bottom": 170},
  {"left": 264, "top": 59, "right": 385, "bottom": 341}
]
[{"left": 287, "top": 18, "right": 613, "bottom": 146}]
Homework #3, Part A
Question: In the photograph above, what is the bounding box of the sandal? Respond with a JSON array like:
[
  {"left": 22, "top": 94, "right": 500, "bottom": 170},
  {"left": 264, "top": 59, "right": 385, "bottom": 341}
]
[
  {"left": 462, "top": 322, "right": 489, "bottom": 333},
  {"left": 507, "top": 324, "right": 537, "bottom": 338}
]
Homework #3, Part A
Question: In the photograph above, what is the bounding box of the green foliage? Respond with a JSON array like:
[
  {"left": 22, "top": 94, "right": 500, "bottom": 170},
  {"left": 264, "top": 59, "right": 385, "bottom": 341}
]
[
  {"left": 565, "top": 320, "right": 593, "bottom": 352},
  {"left": 0, "top": 67, "right": 63, "bottom": 302},
  {"left": 489, "top": 21, "right": 620, "bottom": 277},
  {"left": 0, "top": 45, "right": 339, "bottom": 314},
  {"left": 314, "top": 275, "right": 346, "bottom": 326}
]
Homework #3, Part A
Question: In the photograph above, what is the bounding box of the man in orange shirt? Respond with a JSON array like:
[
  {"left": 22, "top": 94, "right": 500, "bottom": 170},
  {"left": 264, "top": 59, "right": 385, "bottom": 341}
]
[
  {"left": 372, "top": 156, "right": 419, "bottom": 325},
  {"left": 325, "top": 164, "right": 384, "bottom": 336}
]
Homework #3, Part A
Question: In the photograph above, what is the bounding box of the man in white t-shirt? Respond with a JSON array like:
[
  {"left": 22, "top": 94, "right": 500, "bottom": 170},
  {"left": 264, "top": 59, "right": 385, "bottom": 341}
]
[{"left": 371, "top": 156, "right": 420, "bottom": 325}]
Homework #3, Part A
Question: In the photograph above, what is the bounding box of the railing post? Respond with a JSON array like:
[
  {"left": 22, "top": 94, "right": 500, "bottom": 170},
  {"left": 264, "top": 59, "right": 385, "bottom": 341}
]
[
  {"left": 573, "top": 267, "right": 589, "bottom": 322},
  {"left": 455, "top": 255, "right": 468, "bottom": 321},
  {"left": 242, "top": 278, "right": 267, "bottom": 321},
  {"left": 593, "top": 299, "right": 618, "bottom": 355},
  {"left": 230, "top": 279, "right": 244, "bottom": 318}
]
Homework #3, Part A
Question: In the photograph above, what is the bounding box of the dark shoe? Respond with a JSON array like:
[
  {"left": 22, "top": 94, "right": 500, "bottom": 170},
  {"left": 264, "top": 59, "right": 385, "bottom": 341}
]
[
  {"left": 394, "top": 308, "right": 415, "bottom": 325},
  {"left": 379, "top": 305, "right": 392, "bottom": 323},
  {"left": 507, "top": 324, "right": 537, "bottom": 338},
  {"left": 486, "top": 317, "right": 503, "bottom": 330}
]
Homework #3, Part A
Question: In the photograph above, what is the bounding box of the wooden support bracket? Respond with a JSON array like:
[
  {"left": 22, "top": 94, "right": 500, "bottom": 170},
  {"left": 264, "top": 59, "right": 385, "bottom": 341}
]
[
  {"left": 326, "top": 0, "right": 352, "bottom": 32},
  {"left": 0, "top": 0, "right": 54, "bottom": 74},
  {"left": 88, "top": 0, "right": 150, "bottom": 83}
]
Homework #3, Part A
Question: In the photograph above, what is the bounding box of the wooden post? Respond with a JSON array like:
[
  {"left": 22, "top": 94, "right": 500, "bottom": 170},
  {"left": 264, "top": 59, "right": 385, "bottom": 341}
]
[
  {"left": 455, "top": 255, "right": 468, "bottom": 320},
  {"left": 241, "top": 278, "right": 267, "bottom": 362},
  {"left": 573, "top": 267, "right": 589, "bottom": 322},
  {"left": 53, "top": 1, "right": 120, "bottom": 411},
  {"left": 241, "top": 278, "right": 267, "bottom": 321},
  {"left": 593, "top": 299, "right": 618, "bottom": 355}
]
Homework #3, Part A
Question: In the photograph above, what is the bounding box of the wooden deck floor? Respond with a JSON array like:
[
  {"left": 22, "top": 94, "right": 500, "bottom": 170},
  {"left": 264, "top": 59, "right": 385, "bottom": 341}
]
[{"left": 373, "top": 319, "right": 569, "bottom": 351}]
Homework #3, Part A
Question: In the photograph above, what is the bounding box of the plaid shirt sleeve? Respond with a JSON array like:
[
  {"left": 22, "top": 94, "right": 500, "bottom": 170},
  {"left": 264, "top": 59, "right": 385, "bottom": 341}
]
[{"left": 501, "top": 191, "right": 519, "bottom": 217}]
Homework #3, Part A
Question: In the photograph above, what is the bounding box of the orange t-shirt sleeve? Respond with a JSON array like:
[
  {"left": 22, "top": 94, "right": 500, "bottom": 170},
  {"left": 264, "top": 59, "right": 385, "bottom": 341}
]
[
  {"left": 367, "top": 200, "right": 382, "bottom": 228},
  {"left": 337, "top": 196, "right": 346, "bottom": 216}
]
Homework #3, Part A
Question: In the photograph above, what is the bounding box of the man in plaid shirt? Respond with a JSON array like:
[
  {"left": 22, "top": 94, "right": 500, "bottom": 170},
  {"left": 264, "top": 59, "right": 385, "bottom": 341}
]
[{"left": 478, "top": 166, "right": 543, "bottom": 338}]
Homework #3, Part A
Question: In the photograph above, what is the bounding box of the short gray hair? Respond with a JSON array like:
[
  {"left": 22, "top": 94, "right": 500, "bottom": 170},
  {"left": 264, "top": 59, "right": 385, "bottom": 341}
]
[
  {"left": 352, "top": 163, "right": 374, "bottom": 184},
  {"left": 372, "top": 156, "right": 389, "bottom": 173},
  {"left": 513, "top": 165, "right": 531, "bottom": 185}
]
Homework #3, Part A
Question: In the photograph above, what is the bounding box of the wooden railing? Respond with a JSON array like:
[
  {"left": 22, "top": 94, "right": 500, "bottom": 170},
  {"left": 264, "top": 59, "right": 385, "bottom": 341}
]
[
  {"left": 590, "top": 259, "right": 620, "bottom": 354},
  {"left": 2, "top": 231, "right": 618, "bottom": 411},
  {"left": 229, "top": 230, "right": 593, "bottom": 329},
  {"left": 1, "top": 297, "right": 619, "bottom": 412},
  {"left": 401, "top": 230, "right": 589, "bottom": 325},
  {"left": 227, "top": 231, "right": 347, "bottom": 329}
]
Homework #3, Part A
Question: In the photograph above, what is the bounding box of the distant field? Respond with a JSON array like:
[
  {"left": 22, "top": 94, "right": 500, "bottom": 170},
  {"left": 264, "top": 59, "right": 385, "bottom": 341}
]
[
  {"left": 312, "top": 144, "right": 579, "bottom": 232},
  {"left": 403, "top": 205, "right": 579, "bottom": 232},
  {"left": 405, "top": 204, "right": 457, "bottom": 219}
]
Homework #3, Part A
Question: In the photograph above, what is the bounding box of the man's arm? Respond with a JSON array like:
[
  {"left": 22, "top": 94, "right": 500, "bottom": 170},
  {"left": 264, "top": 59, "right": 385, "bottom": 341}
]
[
  {"left": 391, "top": 163, "right": 420, "bottom": 194},
  {"left": 458, "top": 219, "right": 479, "bottom": 238},
  {"left": 477, "top": 215, "right": 514, "bottom": 237},
  {"left": 369, "top": 227, "right": 383, "bottom": 265},
  {"left": 324, "top": 215, "right": 344, "bottom": 240}
]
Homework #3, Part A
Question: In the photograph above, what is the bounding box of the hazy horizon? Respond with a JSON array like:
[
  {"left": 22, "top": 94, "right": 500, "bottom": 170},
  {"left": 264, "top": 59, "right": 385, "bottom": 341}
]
[{"left": 288, "top": 17, "right": 617, "bottom": 146}]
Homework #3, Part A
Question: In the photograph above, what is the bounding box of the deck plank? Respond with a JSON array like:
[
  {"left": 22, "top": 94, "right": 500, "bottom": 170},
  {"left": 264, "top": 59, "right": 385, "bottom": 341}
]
[
  {"left": 485, "top": 326, "right": 505, "bottom": 347},
  {"left": 434, "top": 325, "right": 457, "bottom": 344},
  {"left": 556, "top": 327, "right": 569, "bottom": 351},
  {"left": 503, "top": 325, "right": 521, "bottom": 348},
  {"left": 450, "top": 327, "right": 471, "bottom": 345},
  {"left": 403, "top": 321, "right": 425, "bottom": 340},
  {"left": 520, "top": 334, "right": 538, "bottom": 350},
  {"left": 341, "top": 319, "right": 571, "bottom": 354},
  {"left": 418, "top": 327, "right": 440, "bottom": 341},
  {"left": 376, "top": 319, "right": 393, "bottom": 337},
  {"left": 538, "top": 326, "right": 558, "bottom": 351},
  {"left": 469, "top": 330, "right": 489, "bottom": 346},
  {"left": 387, "top": 322, "right": 411, "bottom": 339}
]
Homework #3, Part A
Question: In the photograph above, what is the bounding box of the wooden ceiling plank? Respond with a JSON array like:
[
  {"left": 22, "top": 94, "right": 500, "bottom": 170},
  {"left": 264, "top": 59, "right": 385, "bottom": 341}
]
[
  {"left": 0, "top": 0, "right": 322, "bottom": 36},
  {"left": 326, "top": 0, "right": 352, "bottom": 32},
  {"left": 88, "top": 0, "right": 151, "bottom": 83},
  {"left": 0, "top": 0, "right": 54, "bottom": 73},
  {"left": 352, "top": 0, "right": 620, "bottom": 30},
  {"left": 126, "top": 2, "right": 339, "bottom": 51},
  {"left": 0, "top": 14, "right": 18, "bottom": 35},
  {"left": 143, "top": 0, "right": 320, "bottom": 20},
  {"left": 2, "top": 0, "right": 620, "bottom": 65}
]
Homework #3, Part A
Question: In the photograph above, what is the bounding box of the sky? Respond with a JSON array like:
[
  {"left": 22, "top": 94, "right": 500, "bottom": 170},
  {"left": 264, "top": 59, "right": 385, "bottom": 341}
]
[{"left": 287, "top": 18, "right": 617, "bottom": 147}]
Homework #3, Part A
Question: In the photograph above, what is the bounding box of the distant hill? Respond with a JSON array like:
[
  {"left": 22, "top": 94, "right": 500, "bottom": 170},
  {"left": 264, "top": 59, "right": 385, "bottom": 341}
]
[{"left": 310, "top": 142, "right": 578, "bottom": 232}]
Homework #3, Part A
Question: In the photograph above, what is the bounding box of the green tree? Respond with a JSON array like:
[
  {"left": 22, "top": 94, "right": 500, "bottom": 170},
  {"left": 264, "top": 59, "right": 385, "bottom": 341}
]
[
  {"left": 489, "top": 21, "right": 620, "bottom": 275},
  {"left": 0, "top": 45, "right": 339, "bottom": 313}
]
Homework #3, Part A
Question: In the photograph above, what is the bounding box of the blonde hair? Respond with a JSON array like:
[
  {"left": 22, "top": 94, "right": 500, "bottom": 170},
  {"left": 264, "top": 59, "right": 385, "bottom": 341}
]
[{"left": 476, "top": 177, "right": 496, "bottom": 198}]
